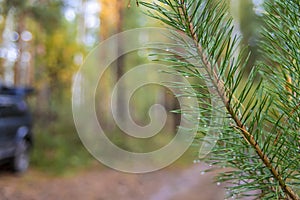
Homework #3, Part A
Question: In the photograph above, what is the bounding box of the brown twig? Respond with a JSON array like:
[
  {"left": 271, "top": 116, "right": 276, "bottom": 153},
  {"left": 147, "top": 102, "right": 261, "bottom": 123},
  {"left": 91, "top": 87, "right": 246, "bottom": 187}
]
[{"left": 127, "top": 0, "right": 139, "bottom": 8}]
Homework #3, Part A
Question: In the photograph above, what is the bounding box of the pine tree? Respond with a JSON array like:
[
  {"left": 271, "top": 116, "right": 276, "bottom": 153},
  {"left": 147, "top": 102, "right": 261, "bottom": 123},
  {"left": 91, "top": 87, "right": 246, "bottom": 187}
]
[{"left": 140, "top": 0, "right": 300, "bottom": 199}]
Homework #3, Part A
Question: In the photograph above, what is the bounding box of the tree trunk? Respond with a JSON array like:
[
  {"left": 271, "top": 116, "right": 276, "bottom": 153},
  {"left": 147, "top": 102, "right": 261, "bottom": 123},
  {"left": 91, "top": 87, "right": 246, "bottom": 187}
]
[
  {"left": 115, "top": 0, "right": 126, "bottom": 122},
  {"left": 13, "top": 14, "right": 26, "bottom": 86}
]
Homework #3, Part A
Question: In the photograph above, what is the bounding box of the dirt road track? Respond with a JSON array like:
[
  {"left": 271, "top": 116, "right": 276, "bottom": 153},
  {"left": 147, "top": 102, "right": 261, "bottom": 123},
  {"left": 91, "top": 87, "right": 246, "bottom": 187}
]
[{"left": 0, "top": 163, "right": 226, "bottom": 200}]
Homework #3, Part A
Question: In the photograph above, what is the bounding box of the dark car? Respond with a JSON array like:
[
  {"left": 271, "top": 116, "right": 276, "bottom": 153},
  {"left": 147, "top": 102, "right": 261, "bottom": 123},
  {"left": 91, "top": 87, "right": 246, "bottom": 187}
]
[{"left": 0, "top": 85, "right": 33, "bottom": 173}]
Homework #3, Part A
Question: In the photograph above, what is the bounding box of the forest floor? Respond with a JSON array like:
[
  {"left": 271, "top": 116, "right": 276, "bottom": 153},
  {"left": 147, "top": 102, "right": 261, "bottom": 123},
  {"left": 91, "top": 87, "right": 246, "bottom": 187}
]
[{"left": 0, "top": 162, "right": 227, "bottom": 200}]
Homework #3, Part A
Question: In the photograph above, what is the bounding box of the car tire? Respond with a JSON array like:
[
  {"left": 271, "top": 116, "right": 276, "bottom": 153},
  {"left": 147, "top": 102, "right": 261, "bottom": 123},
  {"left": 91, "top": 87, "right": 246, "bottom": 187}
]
[{"left": 12, "top": 139, "right": 30, "bottom": 173}]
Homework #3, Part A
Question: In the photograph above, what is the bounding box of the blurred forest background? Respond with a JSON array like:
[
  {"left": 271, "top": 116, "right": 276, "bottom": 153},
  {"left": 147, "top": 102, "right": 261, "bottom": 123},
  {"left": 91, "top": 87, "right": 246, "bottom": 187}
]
[{"left": 0, "top": 0, "right": 263, "bottom": 175}]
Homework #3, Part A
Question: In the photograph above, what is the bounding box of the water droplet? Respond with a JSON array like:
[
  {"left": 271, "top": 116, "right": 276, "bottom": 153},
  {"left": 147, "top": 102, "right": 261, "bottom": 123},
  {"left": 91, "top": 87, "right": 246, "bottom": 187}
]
[
  {"left": 185, "top": 75, "right": 189, "bottom": 78},
  {"left": 193, "top": 160, "right": 201, "bottom": 164},
  {"left": 216, "top": 182, "right": 221, "bottom": 186},
  {"left": 200, "top": 171, "right": 205, "bottom": 175}
]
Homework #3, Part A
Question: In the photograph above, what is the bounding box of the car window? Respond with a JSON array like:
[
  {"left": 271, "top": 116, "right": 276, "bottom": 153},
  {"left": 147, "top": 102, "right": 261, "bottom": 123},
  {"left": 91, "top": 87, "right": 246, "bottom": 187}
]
[{"left": 0, "top": 95, "right": 27, "bottom": 117}]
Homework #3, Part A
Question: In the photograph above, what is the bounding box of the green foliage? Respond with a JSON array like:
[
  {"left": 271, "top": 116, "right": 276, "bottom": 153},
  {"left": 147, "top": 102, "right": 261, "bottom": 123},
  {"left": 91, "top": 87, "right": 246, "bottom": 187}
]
[
  {"left": 43, "top": 28, "right": 84, "bottom": 92},
  {"left": 1, "top": 0, "right": 27, "bottom": 12},
  {"left": 0, "top": 0, "right": 64, "bottom": 31},
  {"left": 28, "top": 0, "right": 64, "bottom": 32},
  {"left": 140, "top": 0, "right": 300, "bottom": 199},
  {"left": 31, "top": 102, "right": 93, "bottom": 176},
  {"left": 31, "top": 21, "right": 85, "bottom": 101}
]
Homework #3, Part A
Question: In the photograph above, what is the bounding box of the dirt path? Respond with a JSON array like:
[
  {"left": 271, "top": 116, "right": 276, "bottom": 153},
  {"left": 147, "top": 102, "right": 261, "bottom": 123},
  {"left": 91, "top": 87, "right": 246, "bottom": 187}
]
[{"left": 0, "top": 163, "right": 226, "bottom": 200}]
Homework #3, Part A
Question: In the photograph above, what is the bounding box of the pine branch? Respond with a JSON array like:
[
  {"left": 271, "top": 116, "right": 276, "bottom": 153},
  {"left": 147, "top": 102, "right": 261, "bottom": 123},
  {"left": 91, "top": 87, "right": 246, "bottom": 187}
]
[
  {"left": 140, "top": 0, "right": 300, "bottom": 199},
  {"left": 176, "top": 1, "right": 299, "bottom": 199}
]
